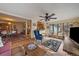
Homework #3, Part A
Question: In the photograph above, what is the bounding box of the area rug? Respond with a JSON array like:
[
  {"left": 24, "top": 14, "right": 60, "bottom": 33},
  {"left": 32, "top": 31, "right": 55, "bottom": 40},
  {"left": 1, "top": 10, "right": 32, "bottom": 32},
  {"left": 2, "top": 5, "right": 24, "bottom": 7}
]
[{"left": 42, "top": 39, "right": 61, "bottom": 52}]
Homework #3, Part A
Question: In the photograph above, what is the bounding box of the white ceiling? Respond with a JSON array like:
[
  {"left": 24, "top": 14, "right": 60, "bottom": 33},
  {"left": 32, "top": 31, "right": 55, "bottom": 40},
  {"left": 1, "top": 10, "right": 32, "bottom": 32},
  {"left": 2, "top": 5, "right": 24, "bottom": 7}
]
[{"left": 0, "top": 3, "right": 79, "bottom": 21}]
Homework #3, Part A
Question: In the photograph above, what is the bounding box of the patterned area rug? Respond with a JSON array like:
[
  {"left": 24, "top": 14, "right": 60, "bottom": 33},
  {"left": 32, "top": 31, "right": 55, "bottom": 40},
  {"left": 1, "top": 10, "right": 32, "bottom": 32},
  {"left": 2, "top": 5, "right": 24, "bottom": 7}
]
[{"left": 42, "top": 39, "right": 61, "bottom": 52}]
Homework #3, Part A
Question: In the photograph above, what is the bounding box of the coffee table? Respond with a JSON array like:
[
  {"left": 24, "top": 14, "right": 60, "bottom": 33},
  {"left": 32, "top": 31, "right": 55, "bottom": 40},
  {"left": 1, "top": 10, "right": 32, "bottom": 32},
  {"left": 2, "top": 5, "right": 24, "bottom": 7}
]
[{"left": 25, "top": 43, "right": 46, "bottom": 56}]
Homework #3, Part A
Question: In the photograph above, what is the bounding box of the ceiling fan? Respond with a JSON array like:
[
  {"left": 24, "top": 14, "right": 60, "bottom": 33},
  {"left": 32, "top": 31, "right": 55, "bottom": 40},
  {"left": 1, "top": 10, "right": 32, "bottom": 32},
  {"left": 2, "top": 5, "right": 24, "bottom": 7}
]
[{"left": 39, "top": 13, "right": 57, "bottom": 21}]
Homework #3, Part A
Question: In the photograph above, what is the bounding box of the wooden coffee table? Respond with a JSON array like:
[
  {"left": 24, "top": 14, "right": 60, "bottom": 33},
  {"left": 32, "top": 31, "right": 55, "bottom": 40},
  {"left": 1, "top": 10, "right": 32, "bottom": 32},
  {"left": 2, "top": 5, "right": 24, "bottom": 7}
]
[{"left": 25, "top": 44, "right": 46, "bottom": 56}]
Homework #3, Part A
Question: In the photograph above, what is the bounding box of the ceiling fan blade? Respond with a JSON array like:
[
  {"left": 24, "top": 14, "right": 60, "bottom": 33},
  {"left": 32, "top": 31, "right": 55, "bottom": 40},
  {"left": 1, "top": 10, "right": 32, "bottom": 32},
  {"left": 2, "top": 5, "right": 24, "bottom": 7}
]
[
  {"left": 50, "top": 17, "right": 57, "bottom": 19},
  {"left": 39, "top": 16, "right": 45, "bottom": 18},
  {"left": 49, "top": 13, "right": 55, "bottom": 17}
]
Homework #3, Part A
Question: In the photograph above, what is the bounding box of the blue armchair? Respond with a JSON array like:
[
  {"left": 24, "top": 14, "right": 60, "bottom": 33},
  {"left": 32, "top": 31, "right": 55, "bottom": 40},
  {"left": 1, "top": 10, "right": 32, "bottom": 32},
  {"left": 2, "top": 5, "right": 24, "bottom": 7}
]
[{"left": 34, "top": 30, "right": 43, "bottom": 43}]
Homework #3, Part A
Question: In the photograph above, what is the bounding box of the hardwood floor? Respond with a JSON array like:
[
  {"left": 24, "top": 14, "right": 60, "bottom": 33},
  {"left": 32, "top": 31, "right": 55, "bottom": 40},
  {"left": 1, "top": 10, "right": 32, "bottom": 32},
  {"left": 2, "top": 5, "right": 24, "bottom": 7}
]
[
  {"left": 10, "top": 37, "right": 46, "bottom": 56},
  {"left": 11, "top": 37, "right": 32, "bottom": 49}
]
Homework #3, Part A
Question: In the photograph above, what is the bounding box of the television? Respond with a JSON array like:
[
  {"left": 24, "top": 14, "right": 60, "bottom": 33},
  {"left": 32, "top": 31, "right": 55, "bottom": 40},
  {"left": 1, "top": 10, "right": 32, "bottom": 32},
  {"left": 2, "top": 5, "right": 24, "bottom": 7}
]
[{"left": 70, "top": 27, "right": 79, "bottom": 44}]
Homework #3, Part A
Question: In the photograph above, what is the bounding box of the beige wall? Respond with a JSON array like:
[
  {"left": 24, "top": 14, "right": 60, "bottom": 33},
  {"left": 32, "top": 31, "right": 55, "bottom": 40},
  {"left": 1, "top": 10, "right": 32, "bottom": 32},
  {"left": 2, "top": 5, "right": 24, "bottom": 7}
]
[
  {"left": 12, "top": 22, "right": 25, "bottom": 34},
  {"left": 72, "top": 22, "right": 79, "bottom": 27}
]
